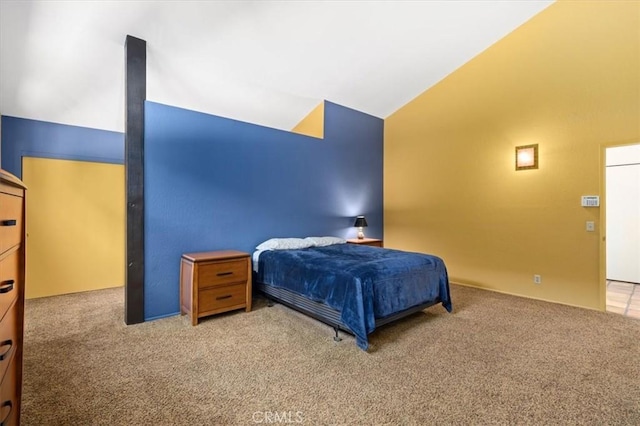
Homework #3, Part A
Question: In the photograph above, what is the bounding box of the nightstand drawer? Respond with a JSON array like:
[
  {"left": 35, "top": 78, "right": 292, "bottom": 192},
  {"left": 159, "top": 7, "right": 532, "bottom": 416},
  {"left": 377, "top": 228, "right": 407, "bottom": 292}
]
[
  {"left": 346, "top": 238, "right": 383, "bottom": 247},
  {"left": 199, "top": 283, "right": 246, "bottom": 314},
  {"left": 198, "top": 259, "right": 248, "bottom": 289}
]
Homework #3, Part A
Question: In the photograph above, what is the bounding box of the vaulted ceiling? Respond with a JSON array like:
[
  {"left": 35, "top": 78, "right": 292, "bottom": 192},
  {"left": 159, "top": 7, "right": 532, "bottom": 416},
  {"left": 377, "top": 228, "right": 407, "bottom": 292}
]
[{"left": 0, "top": 1, "right": 554, "bottom": 133}]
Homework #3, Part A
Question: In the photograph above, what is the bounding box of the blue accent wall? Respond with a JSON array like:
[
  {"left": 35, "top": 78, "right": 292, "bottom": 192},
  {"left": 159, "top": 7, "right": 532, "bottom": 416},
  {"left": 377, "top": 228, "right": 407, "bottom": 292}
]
[
  {"left": 145, "top": 100, "right": 383, "bottom": 320},
  {"left": 0, "top": 105, "right": 383, "bottom": 322},
  {"left": 0, "top": 116, "right": 123, "bottom": 177}
]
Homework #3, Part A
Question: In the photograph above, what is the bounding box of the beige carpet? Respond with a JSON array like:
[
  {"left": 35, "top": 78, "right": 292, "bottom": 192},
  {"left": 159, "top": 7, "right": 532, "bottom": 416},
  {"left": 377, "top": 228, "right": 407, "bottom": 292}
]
[{"left": 21, "top": 284, "right": 640, "bottom": 425}]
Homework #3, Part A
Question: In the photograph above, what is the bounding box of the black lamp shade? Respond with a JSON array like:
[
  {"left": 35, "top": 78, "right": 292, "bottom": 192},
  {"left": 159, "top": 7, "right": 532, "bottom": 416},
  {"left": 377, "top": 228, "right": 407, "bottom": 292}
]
[{"left": 354, "top": 216, "right": 368, "bottom": 228}]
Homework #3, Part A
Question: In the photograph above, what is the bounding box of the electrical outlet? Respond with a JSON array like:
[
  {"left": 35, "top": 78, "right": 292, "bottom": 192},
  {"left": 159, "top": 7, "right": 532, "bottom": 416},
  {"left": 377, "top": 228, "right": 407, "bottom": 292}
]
[{"left": 533, "top": 274, "right": 542, "bottom": 284}]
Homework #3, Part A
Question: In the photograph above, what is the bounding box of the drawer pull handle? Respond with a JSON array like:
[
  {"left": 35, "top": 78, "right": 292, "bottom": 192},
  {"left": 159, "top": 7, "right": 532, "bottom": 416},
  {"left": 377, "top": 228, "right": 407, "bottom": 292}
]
[
  {"left": 0, "top": 281, "right": 14, "bottom": 294},
  {"left": 216, "top": 272, "right": 233, "bottom": 277},
  {"left": 216, "top": 295, "right": 232, "bottom": 300},
  {"left": 0, "top": 340, "right": 12, "bottom": 361},
  {"left": 0, "top": 220, "right": 16, "bottom": 227},
  {"left": 0, "top": 400, "right": 12, "bottom": 426}
]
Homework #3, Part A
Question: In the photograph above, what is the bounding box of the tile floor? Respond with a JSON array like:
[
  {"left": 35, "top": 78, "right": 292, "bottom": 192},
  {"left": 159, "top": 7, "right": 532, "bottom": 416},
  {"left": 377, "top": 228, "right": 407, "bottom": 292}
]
[{"left": 606, "top": 280, "right": 640, "bottom": 319}]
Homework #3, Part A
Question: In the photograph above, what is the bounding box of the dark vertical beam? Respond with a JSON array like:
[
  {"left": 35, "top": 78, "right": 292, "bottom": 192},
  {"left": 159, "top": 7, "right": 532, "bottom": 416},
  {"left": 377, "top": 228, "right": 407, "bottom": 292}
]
[{"left": 124, "top": 35, "right": 146, "bottom": 324}]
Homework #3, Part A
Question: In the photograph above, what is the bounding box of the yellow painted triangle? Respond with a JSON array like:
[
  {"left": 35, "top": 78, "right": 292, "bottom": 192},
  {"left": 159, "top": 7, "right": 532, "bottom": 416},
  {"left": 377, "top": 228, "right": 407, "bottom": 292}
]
[{"left": 291, "top": 101, "right": 324, "bottom": 139}]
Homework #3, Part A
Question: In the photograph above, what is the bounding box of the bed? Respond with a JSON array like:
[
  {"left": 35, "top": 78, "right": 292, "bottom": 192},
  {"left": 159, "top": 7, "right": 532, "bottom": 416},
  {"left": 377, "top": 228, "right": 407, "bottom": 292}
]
[{"left": 253, "top": 237, "right": 452, "bottom": 350}]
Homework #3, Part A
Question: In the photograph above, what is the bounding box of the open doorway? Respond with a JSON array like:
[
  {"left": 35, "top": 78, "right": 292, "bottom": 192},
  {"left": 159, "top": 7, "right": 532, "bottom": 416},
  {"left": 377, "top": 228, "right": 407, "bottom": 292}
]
[
  {"left": 22, "top": 157, "right": 125, "bottom": 299},
  {"left": 605, "top": 143, "right": 640, "bottom": 318}
]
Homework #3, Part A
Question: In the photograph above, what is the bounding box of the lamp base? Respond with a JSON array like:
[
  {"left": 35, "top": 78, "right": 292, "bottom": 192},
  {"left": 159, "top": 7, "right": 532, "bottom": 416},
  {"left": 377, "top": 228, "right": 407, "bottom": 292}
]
[{"left": 357, "top": 228, "right": 364, "bottom": 239}]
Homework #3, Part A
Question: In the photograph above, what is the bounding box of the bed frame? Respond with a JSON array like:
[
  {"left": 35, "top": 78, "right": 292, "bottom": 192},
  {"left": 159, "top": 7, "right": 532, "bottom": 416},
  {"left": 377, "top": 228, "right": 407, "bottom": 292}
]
[{"left": 256, "top": 280, "right": 442, "bottom": 342}]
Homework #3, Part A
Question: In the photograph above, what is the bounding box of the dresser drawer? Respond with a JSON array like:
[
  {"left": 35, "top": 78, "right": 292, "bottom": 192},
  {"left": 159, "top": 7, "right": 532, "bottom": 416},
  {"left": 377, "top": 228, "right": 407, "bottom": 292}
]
[
  {"left": 198, "top": 283, "right": 246, "bottom": 314},
  {"left": 0, "top": 193, "right": 23, "bottom": 256},
  {"left": 197, "top": 259, "right": 248, "bottom": 289},
  {"left": 0, "top": 253, "right": 19, "bottom": 322},
  {"left": 0, "top": 355, "right": 17, "bottom": 426},
  {"left": 0, "top": 303, "right": 18, "bottom": 387}
]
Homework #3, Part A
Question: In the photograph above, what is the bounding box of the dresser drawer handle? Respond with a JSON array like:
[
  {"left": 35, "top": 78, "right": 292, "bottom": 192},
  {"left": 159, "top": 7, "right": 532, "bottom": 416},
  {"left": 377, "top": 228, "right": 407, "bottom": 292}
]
[
  {"left": 216, "top": 295, "right": 232, "bottom": 300},
  {"left": 0, "top": 340, "right": 12, "bottom": 361},
  {"left": 0, "top": 400, "right": 12, "bottom": 426},
  {"left": 0, "top": 220, "right": 16, "bottom": 227},
  {"left": 216, "top": 272, "right": 233, "bottom": 277},
  {"left": 0, "top": 281, "right": 14, "bottom": 294}
]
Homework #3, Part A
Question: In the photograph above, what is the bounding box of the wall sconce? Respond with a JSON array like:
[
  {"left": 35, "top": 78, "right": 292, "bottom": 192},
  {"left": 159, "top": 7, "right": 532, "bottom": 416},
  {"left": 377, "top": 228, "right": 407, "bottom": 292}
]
[
  {"left": 353, "top": 216, "right": 368, "bottom": 239},
  {"left": 515, "top": 144, "right": 538, "bottom": 171}
]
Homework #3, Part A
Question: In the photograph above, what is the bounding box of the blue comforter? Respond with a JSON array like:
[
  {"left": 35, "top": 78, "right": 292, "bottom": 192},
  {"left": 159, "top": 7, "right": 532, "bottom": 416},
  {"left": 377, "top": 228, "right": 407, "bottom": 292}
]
[{"left": 256, "top": 244, "right": 452, "bottom": 350}]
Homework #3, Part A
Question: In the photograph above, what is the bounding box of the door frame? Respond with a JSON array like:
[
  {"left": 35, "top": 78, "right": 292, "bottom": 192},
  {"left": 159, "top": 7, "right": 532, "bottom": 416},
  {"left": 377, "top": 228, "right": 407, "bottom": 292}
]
[{"left": 599, "top": 140, "right": 640, "bottom": 311}]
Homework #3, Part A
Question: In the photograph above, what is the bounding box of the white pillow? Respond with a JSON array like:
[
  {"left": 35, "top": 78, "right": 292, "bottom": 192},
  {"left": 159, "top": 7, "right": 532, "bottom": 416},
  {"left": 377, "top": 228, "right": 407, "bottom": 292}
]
[
  {"left": 256, "top": 237, "right": 315, "bottom": 251},
  {"left": 304, "top": 236, "right": 346, "bottom": 247}
]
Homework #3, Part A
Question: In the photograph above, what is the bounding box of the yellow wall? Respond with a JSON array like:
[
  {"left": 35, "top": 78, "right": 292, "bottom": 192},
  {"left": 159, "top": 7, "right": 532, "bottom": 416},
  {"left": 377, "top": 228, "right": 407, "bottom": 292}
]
[
  {"left": 23, "top": 157, "right": 125, "bottom": 299},
  {"left": 384, "top": 1, "right": 640, "bottom": 310},
  {"left": 291, "top": 101, "right": 325, "bottom": 138}
]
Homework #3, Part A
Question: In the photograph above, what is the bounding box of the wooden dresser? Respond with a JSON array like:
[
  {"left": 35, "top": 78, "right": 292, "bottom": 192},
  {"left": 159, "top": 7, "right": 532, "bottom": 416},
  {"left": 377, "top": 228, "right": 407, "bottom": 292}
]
[
  {"left": 0, "top": 170, "right": 26, "bottom": 426},
  {"left": 180, "top": 250, "right": 252, "bottom": 325}
]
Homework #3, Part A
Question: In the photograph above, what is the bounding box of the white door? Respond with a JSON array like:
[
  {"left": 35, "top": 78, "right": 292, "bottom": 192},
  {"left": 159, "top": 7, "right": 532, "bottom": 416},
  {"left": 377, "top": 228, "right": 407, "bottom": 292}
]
[{"left": 606, "top": 145, "right": 640, "bottom": 284}]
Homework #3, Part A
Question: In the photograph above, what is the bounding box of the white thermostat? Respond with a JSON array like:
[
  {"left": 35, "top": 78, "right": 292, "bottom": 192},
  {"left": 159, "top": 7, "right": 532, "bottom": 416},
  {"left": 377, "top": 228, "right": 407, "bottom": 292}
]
[{"left": 581, "top": 195, "right": 600, "bottom": 207}]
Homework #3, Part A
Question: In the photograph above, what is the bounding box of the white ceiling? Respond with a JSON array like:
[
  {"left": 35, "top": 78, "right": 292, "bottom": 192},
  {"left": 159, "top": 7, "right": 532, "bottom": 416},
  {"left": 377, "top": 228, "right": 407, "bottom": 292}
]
[{"left": 0, "top": 1, "right": 554, "bottom": 133}]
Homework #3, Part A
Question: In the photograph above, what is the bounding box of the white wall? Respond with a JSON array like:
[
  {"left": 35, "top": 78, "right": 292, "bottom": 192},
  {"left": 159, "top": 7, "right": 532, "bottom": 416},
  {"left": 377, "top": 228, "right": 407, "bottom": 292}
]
[{"left": 606, "top": 144, "right": 640, "bottom": 283}]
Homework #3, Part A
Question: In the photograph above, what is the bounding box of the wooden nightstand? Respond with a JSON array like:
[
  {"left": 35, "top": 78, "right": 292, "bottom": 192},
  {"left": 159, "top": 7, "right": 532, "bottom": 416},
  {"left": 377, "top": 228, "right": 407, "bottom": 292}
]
[
  {"left": 180, "top": 250, "right": 252, "bottom": 325},
  {"left": 347, "top": 238, "right": 383, "bottom": 248}
]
